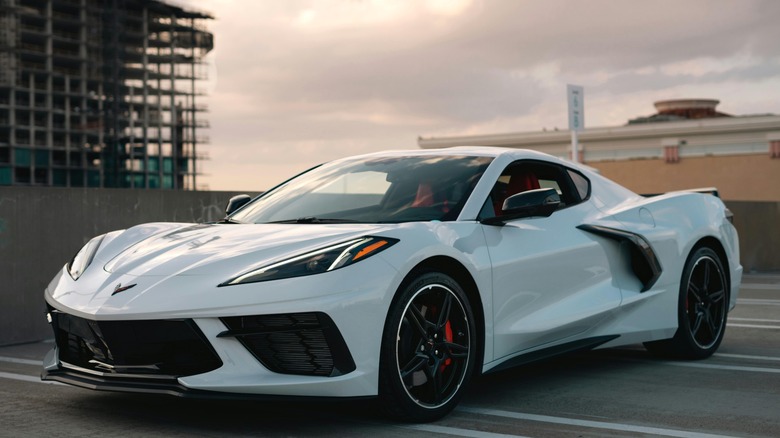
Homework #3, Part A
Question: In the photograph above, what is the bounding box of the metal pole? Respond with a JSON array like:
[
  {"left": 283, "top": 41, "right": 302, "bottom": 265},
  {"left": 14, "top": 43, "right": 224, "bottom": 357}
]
[{"left": 571, "top": 130, "right": 579, "bottom": 163}]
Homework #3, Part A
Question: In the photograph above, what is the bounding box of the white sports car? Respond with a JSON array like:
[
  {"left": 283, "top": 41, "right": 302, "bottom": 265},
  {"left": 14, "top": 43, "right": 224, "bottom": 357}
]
[{"left": 42, "top": 147, "right": 741, "bottom": 421}]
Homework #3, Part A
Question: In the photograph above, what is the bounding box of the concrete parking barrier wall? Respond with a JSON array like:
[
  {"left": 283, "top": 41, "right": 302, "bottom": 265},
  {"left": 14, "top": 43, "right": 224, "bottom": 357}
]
[
  {"left": 725, "top": 201, "right": 780, "bottom": 274},
  {"left": 0, "top": 187, "right": 257, "bottom": 346},
  {"left": 0, "top": 188, "right": 777, "bottom": 346}
]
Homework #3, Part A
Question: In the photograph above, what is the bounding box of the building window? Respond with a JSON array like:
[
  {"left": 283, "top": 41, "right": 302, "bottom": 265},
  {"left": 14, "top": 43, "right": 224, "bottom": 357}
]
[
  {"left": 0, "top": 167, "right": 11, "bottom": 185},
  {"left": 664, "top": 145, "right": 680, "bottom": 163},
  {"left": 34, "top": 149, "right": 49, "bottom": 166},
  {"left": 34, "top": 168, "right": 47, "bottom": 185},
  {"left": 14, "top": 148, "right": 31, "bottom": 166},
  {"left": 15, "top": 167, "right": 31, "bottom": 184},
  {"left": 771, "top": 141, "right": 780, "bottom": 159},
  {"left": 70, "top": 169, "right": 84, "bottom": 187},
  {"left": 87, "top": 171, "right": 100, "bottom": 187},
  {"left": 53, "top": 169, "right": 67, "bottom": 186}
]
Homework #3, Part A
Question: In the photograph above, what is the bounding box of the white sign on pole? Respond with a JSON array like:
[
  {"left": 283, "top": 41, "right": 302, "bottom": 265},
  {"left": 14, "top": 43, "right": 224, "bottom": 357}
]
[
  {"left": 567, "top": 84, "right": 584, "bottom": 163},
  {"left": 567, "top": 84, "right": 584, "bottom": 131}
]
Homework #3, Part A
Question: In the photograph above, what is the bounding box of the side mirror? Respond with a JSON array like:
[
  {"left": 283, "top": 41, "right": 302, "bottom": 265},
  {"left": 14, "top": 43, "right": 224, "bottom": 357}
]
[
  {"left": 225, "top": 194, "right": 251, "bottom": 216},
  {"left": 502, "top": 187, "right": 561, "bottom": 217},
  {"left": 482, "top": 188, "right": 561, "bottom": 225}
]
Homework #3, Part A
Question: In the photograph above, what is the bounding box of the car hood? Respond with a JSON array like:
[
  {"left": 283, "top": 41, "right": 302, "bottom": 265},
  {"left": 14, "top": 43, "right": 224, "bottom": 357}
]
[{"left": 100, "top": 222, "right": 392, "bottom": 278}]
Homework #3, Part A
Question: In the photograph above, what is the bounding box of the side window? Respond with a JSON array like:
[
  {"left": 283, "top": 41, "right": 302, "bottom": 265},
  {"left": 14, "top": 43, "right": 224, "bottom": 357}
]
[
  {"left": 481, "top": 160, "right": 587, "bottom": 219},
  {"left": 568, "top": 169, "right": 590, "bottom": 200},
  {"left": 538, "top": 178, "right": 562, "bottom": 195}
]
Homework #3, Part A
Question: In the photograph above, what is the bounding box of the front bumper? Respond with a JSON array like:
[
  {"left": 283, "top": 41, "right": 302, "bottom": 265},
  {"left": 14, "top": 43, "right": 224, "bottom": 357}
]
[
  {"left": 41, "top": 311, "right": 379, "bottom": 398},
  {"left": 42, "top": 256, "right": 403, "bottom": 398},
  {"left": 40, "top": 347, "right": 372, "bottom": 402}
]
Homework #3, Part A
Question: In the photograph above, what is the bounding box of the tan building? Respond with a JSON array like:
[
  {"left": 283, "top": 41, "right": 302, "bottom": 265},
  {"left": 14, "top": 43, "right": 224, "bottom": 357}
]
[{"left": 419, "top": 100, "right": 780, "bottom": 201}]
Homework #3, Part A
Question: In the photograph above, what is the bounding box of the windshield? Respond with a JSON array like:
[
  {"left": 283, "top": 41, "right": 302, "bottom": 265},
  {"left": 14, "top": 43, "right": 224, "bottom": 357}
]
[{"left": 231, "top": 155, "right": 493, "bottom": 224}]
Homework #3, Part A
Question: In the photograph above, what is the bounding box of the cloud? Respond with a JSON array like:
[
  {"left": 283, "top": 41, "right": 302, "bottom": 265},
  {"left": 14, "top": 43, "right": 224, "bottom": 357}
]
[{"left": 182, "top": 0, "right": 780, "bottom": 190}]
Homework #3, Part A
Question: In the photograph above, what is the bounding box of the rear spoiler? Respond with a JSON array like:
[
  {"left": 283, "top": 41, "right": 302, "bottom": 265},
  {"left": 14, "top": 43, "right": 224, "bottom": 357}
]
[
  {"left": 641, "top": 187, "right": 720, "bottom": 198},
  {"left": 641, "top": 187, "right": 731, "bottom": 223}
]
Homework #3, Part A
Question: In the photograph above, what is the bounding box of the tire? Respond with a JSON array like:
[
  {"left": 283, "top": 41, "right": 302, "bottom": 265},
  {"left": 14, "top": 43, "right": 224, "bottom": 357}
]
[
  {"left": 644, "top": 246, "right": 729, "bottom": 359},
  {"left": 378, "top": 271, "right": 477, "bottom": 422}
]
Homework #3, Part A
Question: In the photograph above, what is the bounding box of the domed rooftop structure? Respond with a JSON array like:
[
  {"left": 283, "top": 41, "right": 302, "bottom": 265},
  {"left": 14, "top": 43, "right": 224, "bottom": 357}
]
[{"left": 628, "top": 99, "right": 731, "bottom": 124}]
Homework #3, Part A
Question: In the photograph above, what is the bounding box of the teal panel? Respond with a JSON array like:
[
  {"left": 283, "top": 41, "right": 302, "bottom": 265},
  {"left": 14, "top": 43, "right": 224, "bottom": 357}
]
[
  {"left": 53, "top": 169, "right": 66, "bottom": 186},
  {"left": 87, "top": 170, "right": 100, "bottom": 187},
  {"left": 34, "top": 149, "right": 49, "bottom": 166},
  {"left": 14, "top": 148, "right": 31, "bottom": 166},
  {"left": 0, "top": 167, "right": 11, "bottom": 185}
]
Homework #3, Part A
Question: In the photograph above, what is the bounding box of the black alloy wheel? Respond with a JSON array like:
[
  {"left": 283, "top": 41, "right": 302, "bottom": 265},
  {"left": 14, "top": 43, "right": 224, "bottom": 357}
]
[
  {"left": 644, "top": 246, "right": 729, "bottom": 359},
  {"left": 684, "top": 253, "right": 728, "bottom": 350},
  {"left": 379, "top": 271, "right": 476, "bottom": 422}
]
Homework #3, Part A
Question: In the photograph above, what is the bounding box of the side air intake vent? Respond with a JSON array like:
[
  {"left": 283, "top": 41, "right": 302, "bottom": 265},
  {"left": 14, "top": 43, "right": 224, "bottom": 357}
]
[
  {"left": 219, "top": 312, "right": 356, "bottom": 377},
  {"left": 578, "top": 224, "right": 663, "bottom": 292}
]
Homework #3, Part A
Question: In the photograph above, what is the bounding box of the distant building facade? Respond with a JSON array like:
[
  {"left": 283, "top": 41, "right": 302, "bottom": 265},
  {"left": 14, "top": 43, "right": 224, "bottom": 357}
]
[
  {"left": 419, "top": 99, "right": 780, "bottom": 201},
  {"left": 0, "top": 0, "right": 213, "bottom": 189}
]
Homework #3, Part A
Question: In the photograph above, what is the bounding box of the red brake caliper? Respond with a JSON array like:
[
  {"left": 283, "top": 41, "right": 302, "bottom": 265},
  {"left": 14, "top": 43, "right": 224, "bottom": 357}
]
[{"left": 439, "top": 321, "right": 453, "bottom": 372}]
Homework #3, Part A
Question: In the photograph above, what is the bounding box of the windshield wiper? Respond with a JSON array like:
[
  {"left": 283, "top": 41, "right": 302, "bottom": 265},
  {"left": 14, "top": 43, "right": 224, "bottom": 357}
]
[
  {"left": 268, "top": 217, "right": 361, "bottom": 224},
  {"left": 218, "top": 218, "right": 244, "bottom": 224}
]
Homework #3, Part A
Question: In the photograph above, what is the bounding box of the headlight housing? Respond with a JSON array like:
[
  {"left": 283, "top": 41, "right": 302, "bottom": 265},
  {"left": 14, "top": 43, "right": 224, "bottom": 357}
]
[
  {"left": 67, "top": 235, "right": 106, "bottom": 280},
  {"left": 220, "top": 236, "right": 398, "bottom": 286}
]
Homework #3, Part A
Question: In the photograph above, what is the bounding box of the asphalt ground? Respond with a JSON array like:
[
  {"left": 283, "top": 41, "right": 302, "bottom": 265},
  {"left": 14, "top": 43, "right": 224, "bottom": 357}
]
[{"left": 1, "top": 274, "right": 779, "bottom": 437}]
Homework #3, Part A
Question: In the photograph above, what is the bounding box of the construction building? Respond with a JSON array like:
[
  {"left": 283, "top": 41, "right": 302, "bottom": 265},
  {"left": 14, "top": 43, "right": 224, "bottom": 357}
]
[
  {"left": 419, "top": 99, "right": 780, "bottom": 201},
  {"left": 0, "top": 0, "right": 213, "bottom": 189}
]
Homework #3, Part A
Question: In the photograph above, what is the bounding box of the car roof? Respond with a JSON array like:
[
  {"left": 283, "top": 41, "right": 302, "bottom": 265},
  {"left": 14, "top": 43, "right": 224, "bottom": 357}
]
[{"left": 343, "top": 146, "right": 572, "bottom": 164}]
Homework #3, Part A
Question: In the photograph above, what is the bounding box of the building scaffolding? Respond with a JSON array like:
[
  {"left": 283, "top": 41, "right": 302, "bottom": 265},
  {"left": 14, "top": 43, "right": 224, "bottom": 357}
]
[{"left": 0, "top": 0, "right": 213, "bottom": 189}]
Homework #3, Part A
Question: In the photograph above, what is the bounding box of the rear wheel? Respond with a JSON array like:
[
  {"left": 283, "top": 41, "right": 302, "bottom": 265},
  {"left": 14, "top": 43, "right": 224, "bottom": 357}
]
[
  {"left": 644, "top": 246, "right": 728, "bottom": 359},
  {"left": 378, "top": 272, "right": 476, "bottom": 422}
]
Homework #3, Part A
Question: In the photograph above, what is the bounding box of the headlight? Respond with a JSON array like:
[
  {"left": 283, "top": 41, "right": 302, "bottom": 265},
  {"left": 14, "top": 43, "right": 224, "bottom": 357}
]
[
  {"left": 67, "top": 235, "right": 106, "bottom": 280},
  {"left": 220, "top": 236, "right": 398, "bottom": 286}
]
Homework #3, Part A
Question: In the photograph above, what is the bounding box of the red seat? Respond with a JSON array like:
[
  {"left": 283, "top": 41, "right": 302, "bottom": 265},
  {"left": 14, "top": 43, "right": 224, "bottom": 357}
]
[
  {"left": 412, "top": 183, "right": 434, "bottom": 207},
  {"left": 411, "top": 183, "right": 450, "bottom": 212},
  {"left": 494, "top": 172, "right": 539, "bottom": 215},
  {"left": 507, "top": 172, "right": 540, "bottom": 194}
]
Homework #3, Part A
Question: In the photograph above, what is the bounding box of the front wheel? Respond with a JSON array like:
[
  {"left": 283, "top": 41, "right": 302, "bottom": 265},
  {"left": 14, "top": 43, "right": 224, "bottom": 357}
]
[
  {"left": 645, "top": 246, "right": 729, "bottom": 359},
  {"left": 378, "top": 272, "right": 477, "bottom": 422}
]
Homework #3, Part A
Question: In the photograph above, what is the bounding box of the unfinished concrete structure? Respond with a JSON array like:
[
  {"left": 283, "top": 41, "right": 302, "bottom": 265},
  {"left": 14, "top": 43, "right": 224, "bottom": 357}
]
[{"left": 0, "top": 0, "right": 213, "bottom": 189}]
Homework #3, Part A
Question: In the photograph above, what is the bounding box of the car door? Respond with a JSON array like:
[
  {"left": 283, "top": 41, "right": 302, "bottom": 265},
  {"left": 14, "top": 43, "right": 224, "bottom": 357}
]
[{"left": 480, "top": 160, "right": 622, "bottom": 362}]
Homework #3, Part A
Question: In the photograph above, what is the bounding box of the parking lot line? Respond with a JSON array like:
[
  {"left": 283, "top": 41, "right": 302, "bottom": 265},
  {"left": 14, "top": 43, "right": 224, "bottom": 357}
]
[
  {"left": 737, "top": 299, "right": 780, "bottom": 306},
  {"left": 403, "top": 423, "right": 530, "bottom": 438},
  {"left": 740, "top": 284, "right": 780, "bottom": 290},
  {"left": 459, "top": 407, "right": 737, "bottom": 438},
  {"left": 729, "top": 317, "right": 780, "bottom": 323},
  {"left": 0, "top": 356, "right": 42, "bottom": 366},
  {"left": 728, "top": 323, "right": 780, "bottom": 330},
  {"left": 661, "top": 361, "right": 780, "bottom": 374},
  {"left": 715, "top": 353, "right": 780, "bottom": 362},
  {"left": 0, "top": 371, "right": 62, "bottom": 385}
]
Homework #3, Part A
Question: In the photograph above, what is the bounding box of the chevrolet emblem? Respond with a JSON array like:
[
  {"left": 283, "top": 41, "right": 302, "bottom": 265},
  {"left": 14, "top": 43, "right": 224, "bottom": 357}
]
[{"left": 112, "top": 283, "right": 137, "bottom": 296}]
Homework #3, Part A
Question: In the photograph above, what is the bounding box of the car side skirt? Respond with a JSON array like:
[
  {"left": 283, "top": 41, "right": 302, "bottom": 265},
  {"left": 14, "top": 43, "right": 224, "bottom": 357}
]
[{"left": 484, "top": 335, "right": 619, "bottom": 374}]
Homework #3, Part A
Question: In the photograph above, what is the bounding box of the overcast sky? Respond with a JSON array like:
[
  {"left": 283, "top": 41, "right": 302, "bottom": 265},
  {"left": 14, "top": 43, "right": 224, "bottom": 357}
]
[{"left": 182, "top": 0, "right": 780, "bottom": 191}]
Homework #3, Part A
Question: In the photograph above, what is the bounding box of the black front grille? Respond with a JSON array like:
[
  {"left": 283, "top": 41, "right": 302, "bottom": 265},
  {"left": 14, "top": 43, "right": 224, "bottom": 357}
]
[
  {"left": 220, "top": 312, "right": 356, "bottom": 377},
  {"left": 49, "top": 310, "right": 222, "bottom": 378}
]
